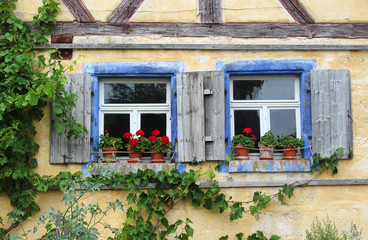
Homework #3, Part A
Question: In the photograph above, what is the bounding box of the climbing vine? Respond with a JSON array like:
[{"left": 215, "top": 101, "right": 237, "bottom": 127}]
[{"left": 0, "top": 0, "right": 85, "bottom": 236}]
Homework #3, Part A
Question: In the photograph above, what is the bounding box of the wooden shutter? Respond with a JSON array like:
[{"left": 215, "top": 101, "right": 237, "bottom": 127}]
[
  {"left": 177, "top": 71, "right": 225, "bottom": 162},
  {"left": 311, "top": 69, "right": 353, "bottom": 159},
  {"left": 50, "top": 74, "right": 91, "bottom": 164}
]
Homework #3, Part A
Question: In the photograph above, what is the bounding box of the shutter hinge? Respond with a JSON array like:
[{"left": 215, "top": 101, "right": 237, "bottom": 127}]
[
  {"left": 174, "top": 91, "right": 177, "bottom": 97},
  {"left": 225, "top": 137, "right": 228, "bottom": 144},
  {"left": 306, "top": 88, "right": 311, "bottom": 93},
  {"left": 205, "top": 136, "right": 214, "bottom": 142},
  {"left": 91, "top": 91, "right": 94, "bottom": 96},
  {"left": 204, "top": 89, "right": 213, "bottom": 95},
  {"left": 224, "top": 89, "right": 227, "bottom": 95},
  {"left": 90, "top": 137, "right": 94, "bottom": 142}
]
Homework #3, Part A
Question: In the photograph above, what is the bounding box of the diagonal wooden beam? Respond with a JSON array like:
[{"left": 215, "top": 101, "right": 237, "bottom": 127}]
[
  {"left": 199, "top": 0, "right": 223, "bottom": 23},
  {"left": 108, "top": 0, "right": 145, "bottom": 23},
  {"left": 279, "top": 0, "right": 315, "bottom": 24},
  {"left": 61, "top": 0, "right": 95, "bottom": 23}
]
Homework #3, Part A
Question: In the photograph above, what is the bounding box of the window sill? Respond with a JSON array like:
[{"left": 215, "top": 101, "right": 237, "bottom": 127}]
[
  {"left": 89, "top": 162, "right": 178, "bottom": 175},
  {"left": 227, "top": 159, "right": 310, "bottom": 173}
]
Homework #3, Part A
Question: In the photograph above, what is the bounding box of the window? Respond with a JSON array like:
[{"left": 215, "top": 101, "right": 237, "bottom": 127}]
[
  {"left": 99, "top": 78, "right": 171, "bottom": 143},
  {"left": 230, "top": 75, "right": 301, "bottom": 145}
]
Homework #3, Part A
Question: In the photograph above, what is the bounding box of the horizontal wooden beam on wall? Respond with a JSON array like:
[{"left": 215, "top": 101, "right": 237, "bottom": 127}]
[
  {"left": 35, "top": 43, "right": 368, "bottom": 51},
  {"left": 47, "top": 23, "right": 368, "bottom": 39}
]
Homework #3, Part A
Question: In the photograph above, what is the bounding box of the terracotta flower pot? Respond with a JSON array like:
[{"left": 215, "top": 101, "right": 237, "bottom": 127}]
[
  {"left": 235, "top": 144, "right": 250, "bottom": 161},
  {"left": 101, "top": 147, "right": 118, "bottom": 162},
  {"left": 127, "top": 148, "right": 142, "bottom": 163},
  {"left": 258, "top": 144, "right": 274, "bottom": 160},
  {"left": 150, "top": 148, "right": 165, "bottom": 163},
  {"left": 282, "top": 145, "right": 297, "bottom": 160}
]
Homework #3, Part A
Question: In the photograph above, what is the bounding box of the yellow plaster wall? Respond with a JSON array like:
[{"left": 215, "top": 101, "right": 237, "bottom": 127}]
[
  {"left": 301, "top": 0, "right": 368, "bottom": 23},
  {"left": 81, "top": 0, "right": 121, "bottom": 22},
  {"left": 130, "top": 0, "right": 198, "bottom": 23},
  {"left": 223, "top": 0, "right": 294, "bottom": 23},
  {"left": 2, "top": 42, "right": 368, "bottom": 239}
]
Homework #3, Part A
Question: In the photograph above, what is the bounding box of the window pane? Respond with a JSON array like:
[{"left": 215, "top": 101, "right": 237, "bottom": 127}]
[
  {"left": 233, "top": 79, "right": 295, "bottom": 100},
  {"left": 234, "top": 110, "right": 260, "bottom": 148},
  {"left": 104, "top": 114, "right": 130, "bottom": 138},
  {"left": 141, "top": 114, "right": 167, "bottom": 136},
  {"left": 270, "top": 109, "right": 296, "bottom": 138},
  {"left": 104, "top": 83, "right": 167, "bottom": 104}
]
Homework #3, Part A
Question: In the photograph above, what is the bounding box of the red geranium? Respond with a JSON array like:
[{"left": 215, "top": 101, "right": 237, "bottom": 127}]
[
  {"left": 243, "top": 128, "right": 252, "bottom": 134},
  {"left": 129, "top": 139, "right": 139, "bottom": 148},
  {"left": 148, "top": 136, "right": 157, "bottom": 142},
  {"left": 123, "top": 132, "right": 132, "bottom": 139},
  {"left": 105, "top": 130, "right": 108, "bottom": 133},
  {"left": 136, "top": 129, "right": 145, "bottom": 136},
  {"left": 252, "top": 134, "right": 257, "bottom": 141},
  {"left": 160, "top": 136, "right": 170, "bottom": 145},
  {"left": 151, "top": 129, "right": 160, "bottom": 136}
]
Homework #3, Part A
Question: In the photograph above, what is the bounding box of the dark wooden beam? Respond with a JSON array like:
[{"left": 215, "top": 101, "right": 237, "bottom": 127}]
[
  {"left": 199, "top": 0, "right": 223, "bottom": 23},
  {"left": 108, "top": 0, "right": 145, "bottom": 23},
  {"left": 61, "top": 0, "right": 95, "bottom": 23},
  {"left": 35, "top": 43, "right": 368, "bottom": 51},
  {"left": 48, "top": 22, "right": 368, "bottom": 39},
  {"left": 279, "top": 0, "right": 316, "bottom": 23}
]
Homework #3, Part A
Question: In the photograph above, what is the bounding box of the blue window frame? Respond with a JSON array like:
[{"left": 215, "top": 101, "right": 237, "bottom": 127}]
[
  {"left": 217, "top": 59, "right": 316, "bottom": 172},
  {"left": 83, "top": 62, "right": 184, "bottom": 165}
]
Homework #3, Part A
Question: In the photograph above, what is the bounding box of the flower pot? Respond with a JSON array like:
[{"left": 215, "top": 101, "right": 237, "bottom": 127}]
[
  {"left": 282, "top": 145, "right": 297, "bottom": 160},
  {"left": 234, "top": 144, "right": 250, "bottom": 161},
  {"left": 258, "top": 144, "right": 274, "bottom": 160},
  {"left": 150, "top": 148, "right": 165, "bottom": 163},
  {"left": 101, "top": 147, "right": 118, "bottom": 162},
  {"left": 128, "top": 148, "right": 142, "bottom": 163}
]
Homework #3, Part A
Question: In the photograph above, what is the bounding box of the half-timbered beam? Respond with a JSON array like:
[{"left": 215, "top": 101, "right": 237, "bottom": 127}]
[
  {"left": 61, "top": 0, "right": 95, "bottom": 23},
  {"left": 48, "top": 23, "right": 368, "bottom": 39},
  {"left": 108, "top": 0, "right": 145, "bottom": 23},
  {"left": 199, "top": 0, "right": 223, "bottom": 23},
  {"left": 279, "top": 0, "right": 316, "bottom": 23}
]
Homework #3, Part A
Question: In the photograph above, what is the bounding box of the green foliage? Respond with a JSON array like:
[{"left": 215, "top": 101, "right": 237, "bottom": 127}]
[
  {"left": 98, "top": 132, "right": 124, "bottom": 149},
  {"left": 0, "top": 1, "right": 87, "bottom": 236},
  {"left": 310, "top": 148, "right": 344, "bottom": 175},
  {"left": 305, "top": 217, "right": 362, "bottom": 240},
  {"left": 247, "top": 231, "right": 280, "bottom": 240},
  {"left": 231, "top": 134, "right": 256, "bottom": 148},
  {"left": 249, "top": 191, "right": 271, "bottom": 216},
  {"left": 276, "top": 133, "right": 304, "bottom": 148},
  {"left": 258, "top": 131, "right": 277, "bottom": 147},
  {"left": 278, "top": 184, "right": 295, "bottom": 202}
]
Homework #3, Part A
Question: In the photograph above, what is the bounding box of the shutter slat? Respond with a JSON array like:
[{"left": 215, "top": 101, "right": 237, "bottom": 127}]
[
  {"left": 177, "top": 71, "right": 225, "bottom": 162},
  {"left": 311, "top": 70, "right": 352, "bottom": 159},
  {"left": 50, "top": 74, "right": 91, "bottom": 164},
  {"left": 177, "top": 72, "right": 206, "bottom": 162},
  {"left": 203, "top": 71, "right": 225, "bottom": 160}
]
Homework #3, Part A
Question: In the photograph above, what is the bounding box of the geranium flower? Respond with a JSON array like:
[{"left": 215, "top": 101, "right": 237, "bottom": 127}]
[
  {"left": 151, "top": 129, "right": 160, "bottom": 136},
  {"left": 136, "top": 129, "right": 145, "bottom": 136},
  {"left": 252, "top": 134, "right": 257, "bottom": 141},
  {"left": 160, "top": 136, "right": 170, "bottom": 145},
  {"left": 148, "top": 136, "right": 157, "bottom": 142},
  {"left": 129, "top": 139, "right": 139, "bottom": 148},
  {"left": 105, "top": 130, "right": 108, "bottom": 133},
  {"left": 243, "top": 128, "right": 252, "bottom": 134},
  {"left": 123, "top": 132, "right": 132, "bottom": 139}
]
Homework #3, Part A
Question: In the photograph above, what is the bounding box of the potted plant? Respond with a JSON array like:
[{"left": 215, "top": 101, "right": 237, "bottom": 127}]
[
  {"left": 98, "top": 130, "right": 123, "bottom": 162},
  {"left": 231, "top": 127, "right": 257, "bottom": 161},
  {"left": 123, "top": 129, "right": 149, "bottom": 163},
  {"left": 276, "top": 133, "right": 304, "bottom": 160},
  {"left": 148, "top": 129, "right": 173, "bottom": 163},
  {"left": 258, "top": 130, "right": 277, "bottom": 160}
]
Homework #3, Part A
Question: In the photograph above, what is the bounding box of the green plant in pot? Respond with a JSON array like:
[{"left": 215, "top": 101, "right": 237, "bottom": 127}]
[
  {"left": 148, "top": 129, "right": 173, "bottom": 163},
  {"left": 258, "top": 130, "right": 277, "bottom": 160},
  {"left": 231, "top": 127, "right": 257, "bottom": 161},
  {"left": 123, "top": 129, "right": 150, "bottom": 163},
  {"left": 98, "top": 130, "right": 123, "bottom": 162},
  {"left": 276, "top": 133, "right": 304, "bottom": 160}
]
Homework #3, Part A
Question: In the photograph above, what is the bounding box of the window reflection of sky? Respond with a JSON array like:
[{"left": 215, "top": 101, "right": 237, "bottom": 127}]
[{"left": 233, "top": 79, "right": 295, "bottom": 100}]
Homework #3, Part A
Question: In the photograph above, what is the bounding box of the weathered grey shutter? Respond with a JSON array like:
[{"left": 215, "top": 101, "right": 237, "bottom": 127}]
[
  {"left": 177, "top": 71, "right": 225, "bottom": 162},
  {"left": 311, "top": 69, "right": 353, "bottom": 159},
  {"left": 50, "top": 74, "right": 91, "bottom": 164}
]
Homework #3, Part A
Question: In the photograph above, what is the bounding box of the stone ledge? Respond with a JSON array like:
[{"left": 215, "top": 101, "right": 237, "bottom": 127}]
[{"left": 228, "top": 159, "right": 310, "bottom": 173}]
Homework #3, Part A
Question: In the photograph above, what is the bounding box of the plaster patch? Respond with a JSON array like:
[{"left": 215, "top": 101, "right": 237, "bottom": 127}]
[
  {"left": 359, "top": 100, "right": 368, "bottom": 113},
  {"left": 353, "top": 136, "right": 368, "bottom": 147},
  {"left": 352, "top": 153, "right": 368, "bottom": 169}
]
